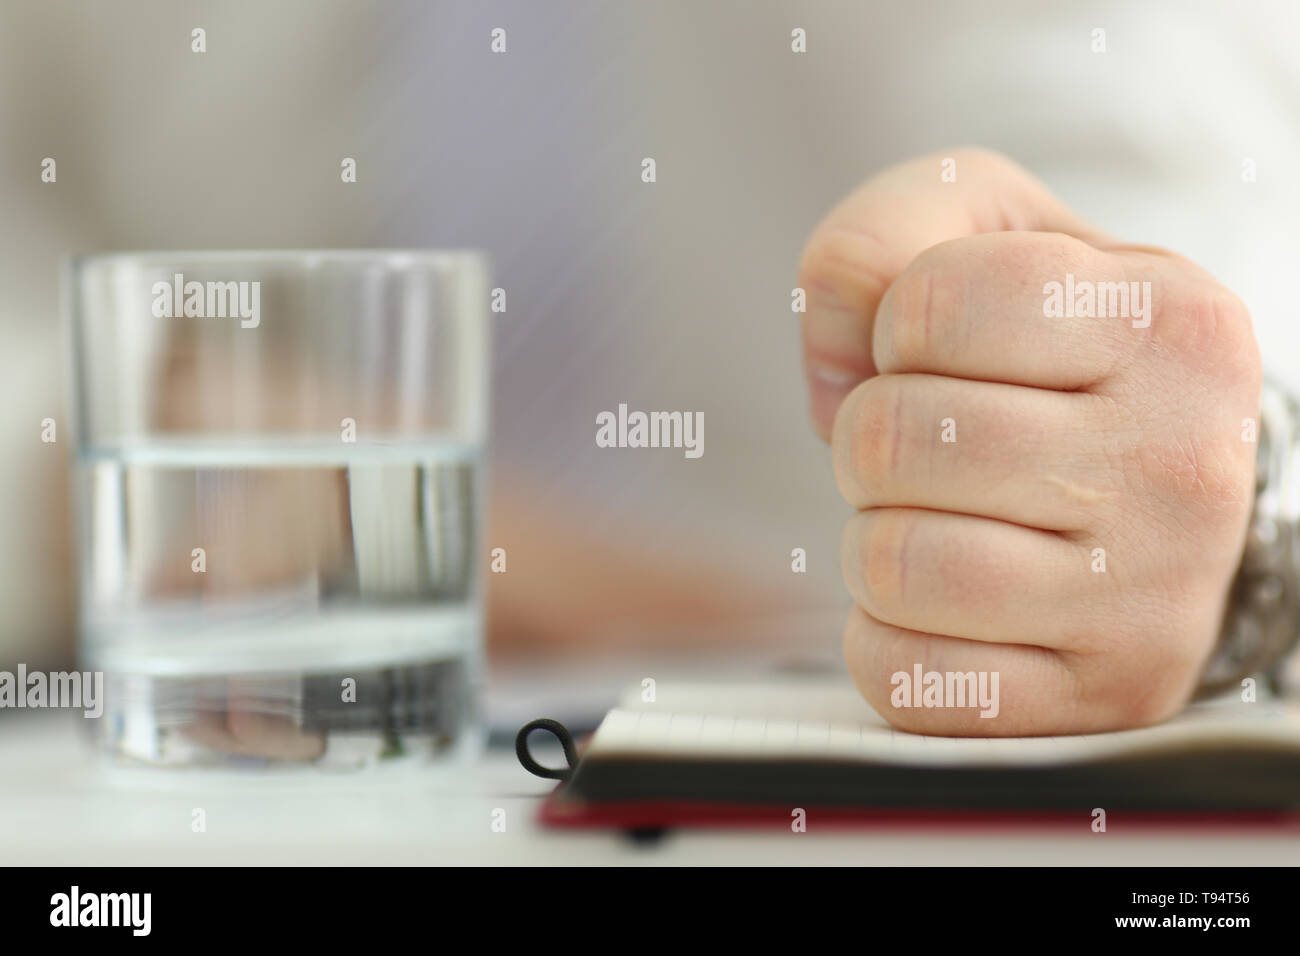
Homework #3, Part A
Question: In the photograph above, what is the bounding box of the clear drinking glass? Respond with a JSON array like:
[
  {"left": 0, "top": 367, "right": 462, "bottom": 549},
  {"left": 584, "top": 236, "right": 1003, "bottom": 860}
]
[{"left": 67, "top": 251, "right": 490, "bottom": 769}]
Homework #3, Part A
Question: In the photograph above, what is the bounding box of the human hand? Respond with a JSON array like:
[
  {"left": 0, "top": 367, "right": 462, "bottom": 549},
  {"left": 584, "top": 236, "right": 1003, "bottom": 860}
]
[{"left": 798, "top": 148, "right": 1261, "bottom": 735}]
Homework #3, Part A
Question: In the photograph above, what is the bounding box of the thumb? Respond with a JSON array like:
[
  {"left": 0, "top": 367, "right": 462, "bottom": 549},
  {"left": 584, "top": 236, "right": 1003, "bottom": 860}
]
[{"left": 797, "top": 147, "right": 1110, "bottom": 440}]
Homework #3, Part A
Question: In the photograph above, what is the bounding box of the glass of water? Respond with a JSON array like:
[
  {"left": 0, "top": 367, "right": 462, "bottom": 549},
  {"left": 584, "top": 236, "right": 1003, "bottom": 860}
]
[{"left": 67, "top": 251, "right": 490, "bottom": 769}]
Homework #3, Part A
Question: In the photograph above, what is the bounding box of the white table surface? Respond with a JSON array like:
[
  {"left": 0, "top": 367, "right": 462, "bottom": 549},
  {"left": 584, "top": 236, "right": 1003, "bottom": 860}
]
[{"left": 3, "top": 710, "right": 1299, "bottom": 866}]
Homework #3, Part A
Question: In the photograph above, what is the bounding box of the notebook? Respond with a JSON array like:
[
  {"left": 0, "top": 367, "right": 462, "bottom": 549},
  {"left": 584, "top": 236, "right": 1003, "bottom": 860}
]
[{"left": 533, "top": 677, "right": 1300, "bottom": 829}]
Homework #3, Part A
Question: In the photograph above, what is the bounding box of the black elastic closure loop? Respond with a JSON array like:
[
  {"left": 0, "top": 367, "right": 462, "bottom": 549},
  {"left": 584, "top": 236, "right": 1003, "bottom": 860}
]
[{"left": 515, "top": 718, "right": 579, "bottom": 781}]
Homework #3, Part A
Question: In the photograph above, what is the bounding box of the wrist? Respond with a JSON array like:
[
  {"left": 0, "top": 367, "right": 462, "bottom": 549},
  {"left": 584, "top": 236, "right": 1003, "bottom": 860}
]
[{"left": 1198, "top": 377, "right": 1300, "bottom": 696}]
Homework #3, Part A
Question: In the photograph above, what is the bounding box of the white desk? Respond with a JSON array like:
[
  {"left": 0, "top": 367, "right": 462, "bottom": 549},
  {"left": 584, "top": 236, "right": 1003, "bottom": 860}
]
[{"left": 3, "top": 710, "right": 1298, "bottom": 865}]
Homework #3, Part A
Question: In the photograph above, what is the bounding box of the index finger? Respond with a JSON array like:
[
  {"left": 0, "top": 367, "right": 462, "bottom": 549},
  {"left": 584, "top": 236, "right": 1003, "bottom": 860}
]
[{"left": 796, "top": 147, "right": 1108, "bottom": 439}]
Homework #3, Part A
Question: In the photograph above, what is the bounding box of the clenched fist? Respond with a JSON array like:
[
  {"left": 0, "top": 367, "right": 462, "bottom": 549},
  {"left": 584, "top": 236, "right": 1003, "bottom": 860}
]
[{"left": 799, "top": 148, "right": 1261, "bottom": 736}]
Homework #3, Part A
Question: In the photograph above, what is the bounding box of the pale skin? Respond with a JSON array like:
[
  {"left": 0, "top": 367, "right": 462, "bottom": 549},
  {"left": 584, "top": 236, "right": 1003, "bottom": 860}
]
[{"left": 799, "top": 148, "right": 1262, "bottom": 736}]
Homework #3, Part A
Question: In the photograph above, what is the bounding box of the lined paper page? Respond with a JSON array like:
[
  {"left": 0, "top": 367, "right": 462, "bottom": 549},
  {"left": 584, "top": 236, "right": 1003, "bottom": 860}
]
[{"left": 586, "top": 678, "right": 1300, "bottom": 767}]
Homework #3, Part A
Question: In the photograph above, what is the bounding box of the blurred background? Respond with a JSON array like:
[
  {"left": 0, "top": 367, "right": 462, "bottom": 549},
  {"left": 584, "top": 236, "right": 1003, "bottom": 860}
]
[{"left": 1, "top": 0, "right": 1298, "bottom": 697}]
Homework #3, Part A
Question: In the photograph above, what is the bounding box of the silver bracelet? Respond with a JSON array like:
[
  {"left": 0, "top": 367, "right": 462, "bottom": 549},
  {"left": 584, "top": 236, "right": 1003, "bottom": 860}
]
[{"left": 1197, "top": 377, "right": 1300, "bottom": 696}]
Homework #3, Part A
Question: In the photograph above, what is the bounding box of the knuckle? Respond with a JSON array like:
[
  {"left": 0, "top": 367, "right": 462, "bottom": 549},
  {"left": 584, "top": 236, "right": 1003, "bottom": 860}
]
[
  {"left": 856, "top": 510, "right": 913, "bottom": 618},
  {"left": 842, "top": 607, "right": 911, "bottom": 709},
  {"left": 1132, "top": 430, "right": 1255, "bottom": 525},
  {"left": 1159, "top": 285, "right": 1261, "bottom": 382},
  {"left": 1204, "top": 292, "right": 1261, "bottom": 385},
  {"left": 879, "top": 266, "right": 938, "bottom": 370},
  {"left": 839, "top": 518, "right": 863, "bottom": 600},
  {"left": 837, "top": 376, "right": 903, "bottom": 503}
]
